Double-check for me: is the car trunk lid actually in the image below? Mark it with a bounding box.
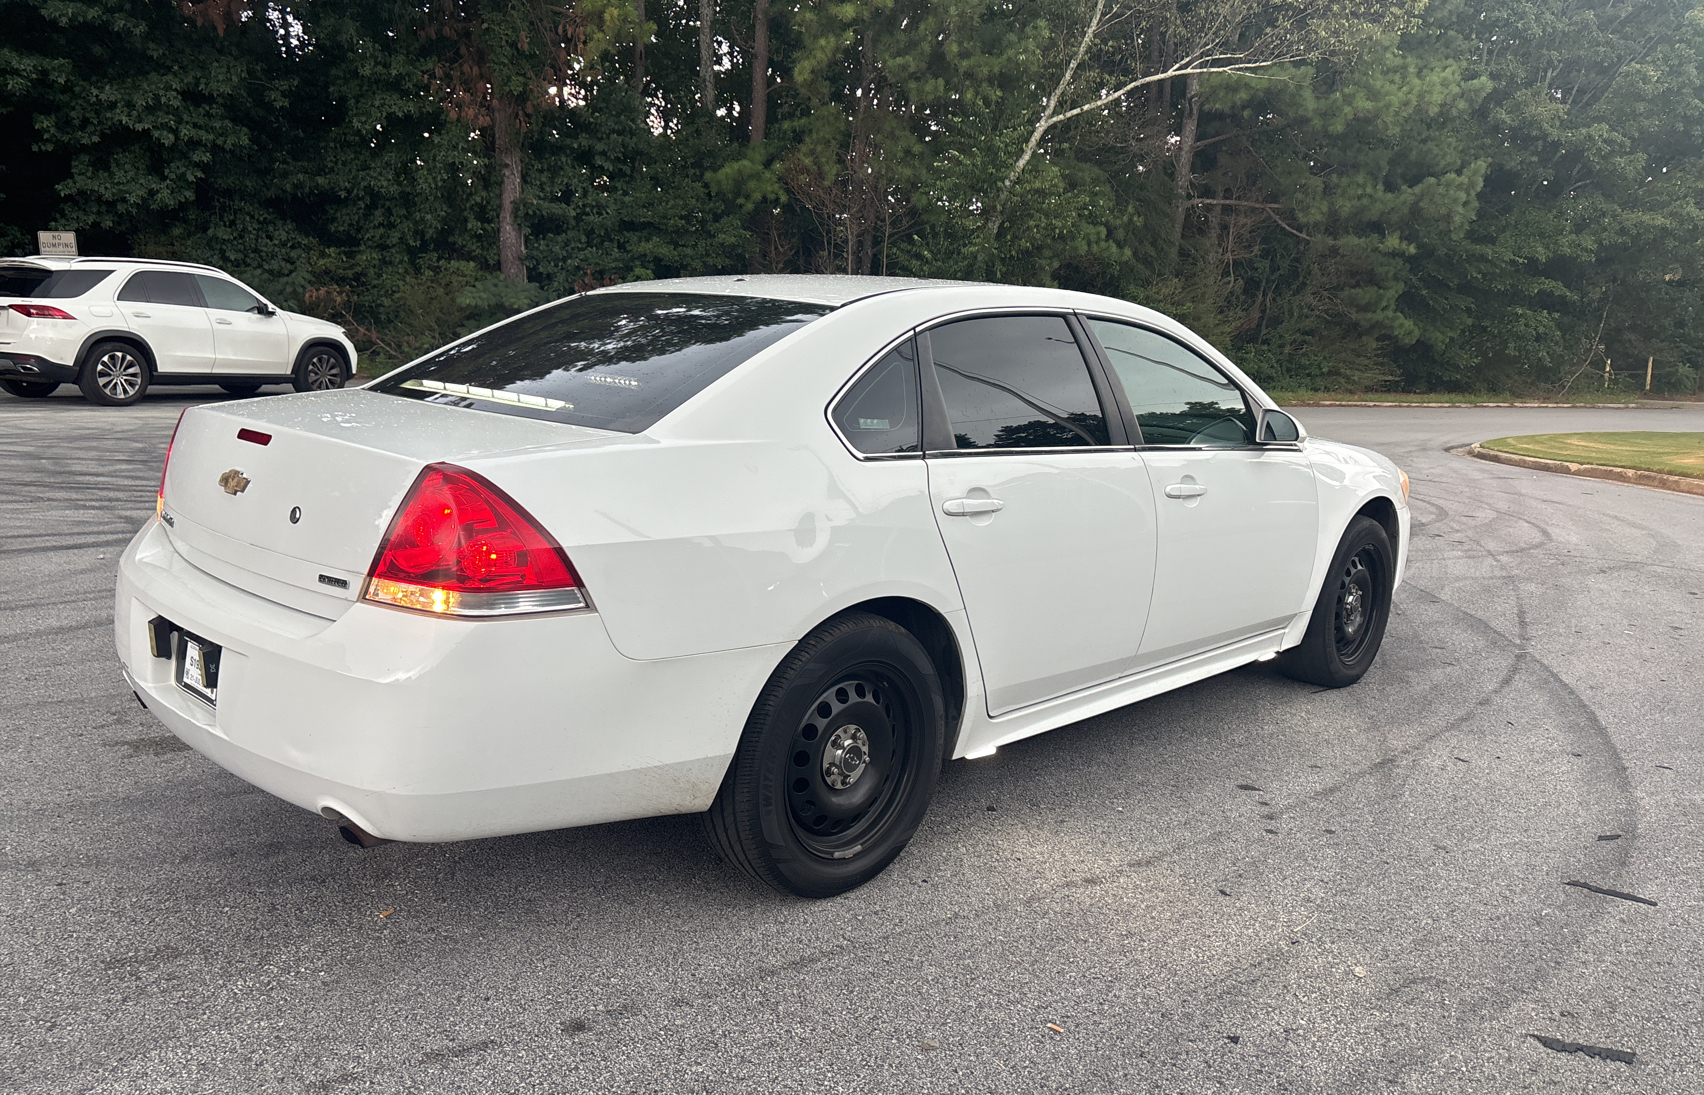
[159,389,615,617]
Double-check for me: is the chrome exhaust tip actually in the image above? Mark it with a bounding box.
[338,823,394,849]
[320,807,394,849]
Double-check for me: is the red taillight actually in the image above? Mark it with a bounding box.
[361,463,586,617]
[10,304,77,320]
[237,428,271,446]
[157,409,187,518]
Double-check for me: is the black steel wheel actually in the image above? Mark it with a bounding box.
[1,379,58,398]
[293,346,347,393]
[1276,514,1394,688]
[1333,548,1379,663]
[78,342,149,406]
[705,612,946,898]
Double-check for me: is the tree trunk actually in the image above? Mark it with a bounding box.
[749,0,769,145]
[493,96,526,284]
[699,0,715,111]
[633,0,647,94]
[1169,71,1201,266]
[853,25,875,275]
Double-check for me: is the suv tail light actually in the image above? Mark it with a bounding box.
[362,463,587,617]
[9,304,77,319]
[157,409,187,518]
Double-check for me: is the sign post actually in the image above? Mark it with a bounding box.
[36,231,78,257]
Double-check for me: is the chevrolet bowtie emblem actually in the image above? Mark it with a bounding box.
[218,469,251,495]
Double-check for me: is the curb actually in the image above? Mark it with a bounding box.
[1458,444,1704,498]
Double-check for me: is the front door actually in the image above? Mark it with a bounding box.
[116,271,215,375]
[196,275,289,375]
[923,315,1158,716]
[1083,318,1319,667]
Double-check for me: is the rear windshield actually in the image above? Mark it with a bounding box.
[372,292,833,433]
[0,268,113,299]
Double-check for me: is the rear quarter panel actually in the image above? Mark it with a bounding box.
[463,291,966,660]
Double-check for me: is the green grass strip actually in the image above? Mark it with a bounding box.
[1479,432,1704,480]
[1267,390,1643,405]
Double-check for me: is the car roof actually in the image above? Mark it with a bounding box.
[0,256,226,274]
[589,274,982,307]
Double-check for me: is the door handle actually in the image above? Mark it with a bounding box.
[1164,483,1208,499]
[130,312,151,318]
[214,317,232,325]
[942,496,1005,517]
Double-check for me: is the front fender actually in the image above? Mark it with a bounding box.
[1287,438,1410,645]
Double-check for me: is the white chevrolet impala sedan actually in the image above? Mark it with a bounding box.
[116,276,1409,896]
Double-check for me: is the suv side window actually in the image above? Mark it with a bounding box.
[928,316,1109,450]
[0,268,113,298]
[1086,319,1254,447]
[832,340,920,455]
[117,271,204,308]
[195,275,263,312]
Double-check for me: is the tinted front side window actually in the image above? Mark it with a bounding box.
[832,341,920,455]
[117,271,203,307]
[1088,319,1254,447]
[0,269,113,298]
[373,293,832,433]
[929,316,1109,450]
[196,275,262,312]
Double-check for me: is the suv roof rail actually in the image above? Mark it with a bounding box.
[5,254,227,273]
[60,256,225,273]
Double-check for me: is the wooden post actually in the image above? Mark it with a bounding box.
[1604,357,1612,388]
[1646,356,1654,392]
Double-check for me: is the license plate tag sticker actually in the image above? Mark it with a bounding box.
[175,633,221,706]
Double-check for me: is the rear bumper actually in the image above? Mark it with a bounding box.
[0,313,89,382]
[0,352,76,384]
[115,518,786,842]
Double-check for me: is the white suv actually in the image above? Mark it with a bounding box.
[0,256,358,405]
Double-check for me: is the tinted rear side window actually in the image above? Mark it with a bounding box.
[0,269,113,298]
[117,271,204,307]
[373,293,833,433]
[928,316,1109,449]
[831,340,920,455]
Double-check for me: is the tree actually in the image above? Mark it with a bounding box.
[1455,0,1704,393]
[4,0,270,241]
[699,0,716,110]
[422,0,630,283]
[978,0,1426,267]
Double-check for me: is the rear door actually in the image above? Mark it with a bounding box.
[116,271,215,374]
[1083,318,1319,667]
[923,314,1158,716]
[196,275,289,375]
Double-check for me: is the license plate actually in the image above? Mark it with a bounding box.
[175,632,221,707]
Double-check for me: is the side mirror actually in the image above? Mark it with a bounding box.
[1256,407,1304,444]
[253,303,276,317]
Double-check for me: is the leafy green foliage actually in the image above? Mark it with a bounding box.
[1,0,1699,392]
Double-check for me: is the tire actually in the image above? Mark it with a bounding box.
[294,346,347,392]
[78,342,149,406]
[705,612,947,898]
[1277,515,1394,688]
[0,379,59,398]
[220,383,262,397]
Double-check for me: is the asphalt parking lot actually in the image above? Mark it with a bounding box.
[3,387,1702,1093]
